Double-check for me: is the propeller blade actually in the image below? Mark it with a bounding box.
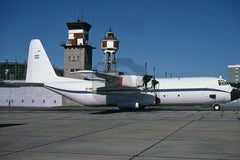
[151,67,159,90]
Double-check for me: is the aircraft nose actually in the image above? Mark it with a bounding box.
[231,88,240,101]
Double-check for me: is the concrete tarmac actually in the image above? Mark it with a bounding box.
[0,106,240,160]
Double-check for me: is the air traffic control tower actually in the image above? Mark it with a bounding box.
[61,19,96,78]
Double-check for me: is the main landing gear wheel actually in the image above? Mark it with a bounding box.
[213,104,221,111]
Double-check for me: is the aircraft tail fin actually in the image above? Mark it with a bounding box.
[26,39,58,83]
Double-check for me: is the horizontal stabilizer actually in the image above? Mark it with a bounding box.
[1,80,44,87]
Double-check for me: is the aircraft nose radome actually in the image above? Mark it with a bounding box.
[231,88,240,101]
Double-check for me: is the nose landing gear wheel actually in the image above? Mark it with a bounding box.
[213,104,221,111]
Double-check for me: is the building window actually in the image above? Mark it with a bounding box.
[43,100,45,103]
[54,100,56,104]
[76,68,80,72]
[68,56,71,61]
[73,56,75,61]
[22,99,24,103]
[32,100,34,103]
[70,69,74,72]
[77,56,80,61]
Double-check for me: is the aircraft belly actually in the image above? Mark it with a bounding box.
[61,92,106,106]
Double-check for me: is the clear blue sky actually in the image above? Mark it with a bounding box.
[1,0,240,79]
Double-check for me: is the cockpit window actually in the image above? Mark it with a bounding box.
[218,80,229,86]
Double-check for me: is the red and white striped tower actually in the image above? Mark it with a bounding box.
[101,28,119,72]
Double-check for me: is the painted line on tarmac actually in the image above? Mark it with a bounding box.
[129,120,194,160]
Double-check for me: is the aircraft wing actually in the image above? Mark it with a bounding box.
[72,70,125,85]
[70,70,105,81]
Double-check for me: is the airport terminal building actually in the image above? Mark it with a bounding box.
[0,86,62,107]
[0,61,63,107]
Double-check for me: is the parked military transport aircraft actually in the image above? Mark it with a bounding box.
[6,39,240,110]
